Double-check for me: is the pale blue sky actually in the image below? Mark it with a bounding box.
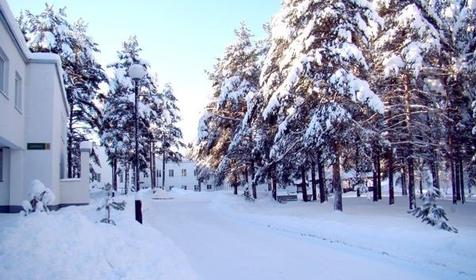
[7,0,280,143]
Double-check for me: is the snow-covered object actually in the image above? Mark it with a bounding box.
[410,187,458,233]
[22,180,56,214]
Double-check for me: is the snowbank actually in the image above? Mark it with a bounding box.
[0,197,196,279]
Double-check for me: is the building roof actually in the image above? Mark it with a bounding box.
[0,0,69,115]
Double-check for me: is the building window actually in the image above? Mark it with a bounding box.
[194,169,198,176]
[0,149,3,182]
[182,185,187,190]
[14,73,22,112]
[157,170,161,177]
[181,169,187,176]
[169,169,174,177]
[0,49,7,97]
[207,184,212,190]
[144,172,148,178]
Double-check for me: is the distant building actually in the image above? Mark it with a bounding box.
[0,0,90,212]
[138,158,225,191]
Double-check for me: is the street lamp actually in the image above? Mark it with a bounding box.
[129,63,146,224]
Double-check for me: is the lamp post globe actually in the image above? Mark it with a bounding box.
[128,63,146,80]
[128,63,146,224]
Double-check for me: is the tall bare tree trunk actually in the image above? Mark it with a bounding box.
[408,157,416,210]
[372,154,378,202]
[125,164,130,195]
[311,162,317,201]
[451,159,457,204]
[162,155,166,190]
[272,172,277,201]
[430,160,440,192]
[317,152,326,203]
[150,142,155,192]
[388,149,394,205]
[455,159,461,201]
[251,161,257,199]
[401,165,408,195]
[459,158,465,204]
[112,159,117,192]
[301,166,309,202]
[377,151,382,200]
[333,144,343,211]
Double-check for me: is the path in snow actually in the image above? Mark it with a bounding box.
[144,191,466,280]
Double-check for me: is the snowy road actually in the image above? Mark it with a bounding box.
[144,191,467,280]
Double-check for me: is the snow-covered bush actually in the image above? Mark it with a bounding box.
[96,184,126,225]
[21,180,56,215]
[409,187,458,233]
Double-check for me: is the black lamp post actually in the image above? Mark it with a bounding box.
[128,63,146,224]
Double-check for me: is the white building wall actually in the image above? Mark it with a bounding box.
[0,11,26,149]
[0,0,87,212]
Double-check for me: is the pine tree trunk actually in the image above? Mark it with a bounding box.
[272,172,277,201]
[401,165,408,195]
[459,158,465,204]
[377,151,382,200]
[150,143,155,192]
[317,153,326,203]
[372,154,378,202]
[403,72,414,209]
[67,101,74,178]
[233,174,238,195]
[162,155,166,190]
[251,161,257,199]
[455,159,461,201]
[301,167,309,202]
[408,157,416,210]
[451,159,457,204]
[311,162,317,201]
[419,164,424,195]
[430,160,440,192]
[333,144,343,211]
[112,159,117,192]
[125,164,130,195]
[388,149,394,205]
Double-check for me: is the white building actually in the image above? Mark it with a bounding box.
[0,0,90,212]
[137,158,225,192]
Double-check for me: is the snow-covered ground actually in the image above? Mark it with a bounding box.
[1,189,475,279]
[147,189,476,280]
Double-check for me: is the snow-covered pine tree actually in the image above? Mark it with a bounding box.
[257,0,383,210]
[409,186,458,233]
[100,36,157,192]
[435,0,476,204]
[154,83,185,190]
[18,5,106,178]
[374,0,447,209]
[196,23,261,198]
